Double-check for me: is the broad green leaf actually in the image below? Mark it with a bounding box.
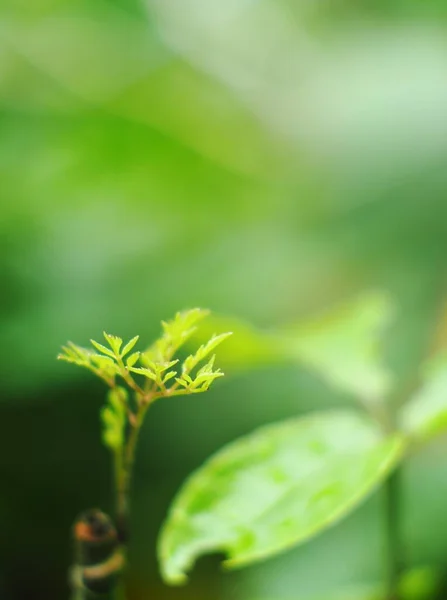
[188,294,394,401]
[158,410,405,584]
[283,292,394,402]
[400,350,447,442]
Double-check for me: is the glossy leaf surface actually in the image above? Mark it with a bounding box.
[159,410,404,584]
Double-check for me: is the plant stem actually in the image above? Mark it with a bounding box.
[114,403,148,599]
[114,579,127,600]
[116,408,145,540]
[384,467,403,600]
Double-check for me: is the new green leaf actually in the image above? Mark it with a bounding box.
[182,332,233,374]
[121,335,140,357]
[90,339,116,359]
[103,332,123,356]
[158,410,405,584]
[126,351,140,368]
[145,308,210,363]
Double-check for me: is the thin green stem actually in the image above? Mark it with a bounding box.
[113,579,127,600]
[358,395,403,600]
[116,355,146,397]
[117,407,145,520]
[113,401,149,600]
[384,467,403,600]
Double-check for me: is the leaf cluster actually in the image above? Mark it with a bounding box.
[59,309,232,451]
[59,309,231,401]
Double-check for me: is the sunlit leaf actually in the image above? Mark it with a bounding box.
[58,343,94,367]
[400,350,447,442]
[121,335,140,357]
[163,370,178,384]
[128,366,157,381]
[158,410,405,584]
[90,353,118,379]
[90,339,116,359]
[58,309,230,396]
[126,351,140,368]
[103,332,123,356]
[57,344,85,366]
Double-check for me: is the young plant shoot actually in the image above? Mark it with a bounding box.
[58,308,232,599]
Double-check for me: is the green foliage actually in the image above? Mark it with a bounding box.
[58,297,447,599]
[191,292,394,403]
[284,292,394,403]
[143,309,210,363]
[58,309,232,453]
[58,341,119,385]
[187,315,280,369]
[158,293,447,591]
[400,350,447,443]
[59,308,232,600]
[159,410,405,584]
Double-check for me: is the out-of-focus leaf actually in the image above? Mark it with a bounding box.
[128,366,158,381]
[189,293,394,403]
[158,410,405,584]
[188,315,285,370]
[400,349,447,442]
[250,566,442,600]
[283,292,394,402]
[58,343,92,366]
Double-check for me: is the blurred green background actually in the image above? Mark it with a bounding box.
[2,0,447,598]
